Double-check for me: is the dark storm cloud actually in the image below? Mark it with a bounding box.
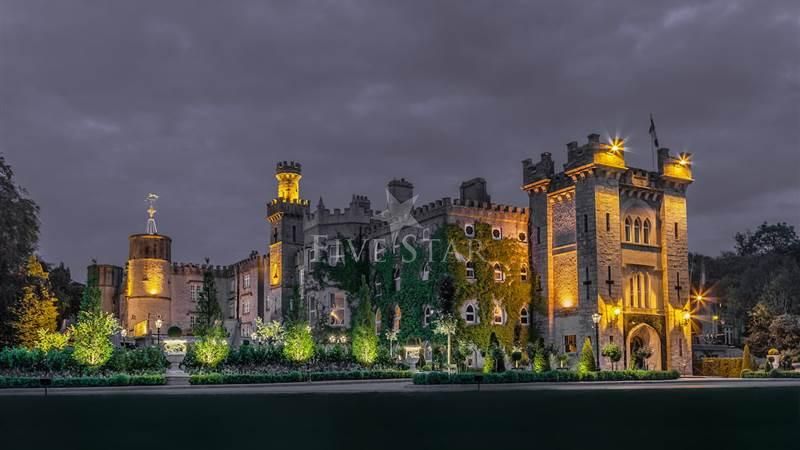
[1,0,798,279]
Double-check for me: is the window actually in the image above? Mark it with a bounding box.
[272,227,278,244]
[465,261,475,279]
[491,227,502,240]
[375,279,382,297]
[464,304,477,324]
[628,277,634,306]
[493,263,504,282]
[464,223,475,238]
[423,306,434,326]
[492,305,504,325]
[189,315,197,330]
[328,243,342,265]
[243,273,251,289]
[375,310,382,335]
[308,295,317,324]
[292,225,296,242]
[519,307,529,325]
[518,232,527,242]
[637,273,643,307]
[643,219,651,244]
[583,214,589,233]
[421,227,431,241]
[393,265,401,291]
[421,262,430,281]
[606,213,611,232]
[674,222,679,239]
[392,305,401,331]
[243,298,251,315]
[536,226,541,244]
[189,283,201,302]
[634,218,642,243]
[624,217,632,242]
[329,293,345,326]
[520,265,528,282]
[564,335,577,353]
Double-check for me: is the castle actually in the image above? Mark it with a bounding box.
[93,132,694,372]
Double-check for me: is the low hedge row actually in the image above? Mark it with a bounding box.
[413,370,681,385]
[698,358,742,378]
[742,369,800,379]
[0,373,166,389]
[190,370,412,385]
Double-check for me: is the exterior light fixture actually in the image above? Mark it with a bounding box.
[591,313,602,370]
[712,315,719,322]
[155,318,163,345]
[681,309,691,327]
[612,306,622,317]
[608,138,624,154]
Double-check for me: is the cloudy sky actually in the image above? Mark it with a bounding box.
[1,1,798,280]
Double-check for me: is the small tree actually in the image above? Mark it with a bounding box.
[532,340,549,373]
[741,344,753,372]
[251,317,285,346]
[433,315,458,373]
[34,328,71,352]
[70,311,120,367]
[578,337,596,374]
[385,329,399,358]
[601,343,622,370]
[193,325,229,368]
[193,260,222,336]
[283,322,314,363]
[351,278,378,365]
[11,256,58,347]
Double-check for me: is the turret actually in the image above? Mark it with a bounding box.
[387,178,414,204]
[275,161,302,202]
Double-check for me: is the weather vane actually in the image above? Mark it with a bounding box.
[146,193,159,234]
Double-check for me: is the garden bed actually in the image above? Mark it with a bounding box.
[0,373,166,388]
[413,370,681,385]
[190,370,412,385]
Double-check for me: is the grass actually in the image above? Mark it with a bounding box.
[0,386,797,449]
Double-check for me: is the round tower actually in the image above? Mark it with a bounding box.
[125,194,172,338]
[87,263,123,317]
[275,161,302,202]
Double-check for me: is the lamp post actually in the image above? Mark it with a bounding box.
[155,318,163,346]
[591,312,602,370]
[120,328,127,347]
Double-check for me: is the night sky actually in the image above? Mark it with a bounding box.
[1,1,798,281]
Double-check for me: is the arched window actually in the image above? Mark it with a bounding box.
[493,263,504,282]
[393,265,401,291]
[375,310,382,335]
[634,218,642,243]
[645,273,652,308]
[492,305,504,325]
[519,307,529,325]
[423,306,433,326]
[628,277,635,306]
[393,305,402,331]
[464,304,476,324]
[636,273,644,308]
[624,217,632,242]
[421,262,431,281]
[465,261,475,279]
[643,219,651,244]
[520,265,528,282]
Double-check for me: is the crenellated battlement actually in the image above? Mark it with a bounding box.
[171,262,231,277]
[276,160,302,174]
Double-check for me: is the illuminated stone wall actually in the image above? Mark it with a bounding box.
[552,251,578,310]
[552,198,576,247]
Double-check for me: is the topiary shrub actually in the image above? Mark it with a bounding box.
[578,338,596,374]
[741,344,753,374]
[601,343,622,371]
[167,326,182,338]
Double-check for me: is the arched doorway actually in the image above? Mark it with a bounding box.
[626,323,662,370]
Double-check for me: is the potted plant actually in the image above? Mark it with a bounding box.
[511,346,523,369]
[601,343,622,371]
[767,348,781,369]
[557,353,569,370]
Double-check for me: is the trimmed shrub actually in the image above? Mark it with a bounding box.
[742,369,800,379]
[741,345,753,373]
[578,338,596,374]
[167,326,182,338]
[189,370,412,385]
[412,370,680,385]
[0,373,165,389]
[700,358,742,378]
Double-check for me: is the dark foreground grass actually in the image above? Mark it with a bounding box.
[0,387,798,450]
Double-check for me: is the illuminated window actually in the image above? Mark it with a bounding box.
[243,273,251,289]
[643,219,651,244]
[421,262,430,281]
[465,261,475,279]
[392,304,401,331]
[464,304,477,324]
[519,307,529,325]
[493,263,504,282]
[520,265,528,282]
[564,335,577,353]
[624,217,632,242]
[329,293,345,326]
[634,218,642,243]
[492,305,504,325]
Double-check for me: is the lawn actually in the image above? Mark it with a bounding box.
[0,386,797,449]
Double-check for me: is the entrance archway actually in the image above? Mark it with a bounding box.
[626,323,662,370]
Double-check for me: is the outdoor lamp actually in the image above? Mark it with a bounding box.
[591,313,602,370]
[681,309,691,326]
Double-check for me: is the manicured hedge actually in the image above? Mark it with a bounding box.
[0,373,166,389]
[741,369,800,379]
[413,370,681,385]
[190,370,412,385]
[699,358,742,378]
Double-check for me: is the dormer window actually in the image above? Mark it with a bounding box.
[491,227,502,240]
[464,223,475,238]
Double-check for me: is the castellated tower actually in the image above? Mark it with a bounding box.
[523,133,694,374]
[124,195,173,337]
[267,161,309,318]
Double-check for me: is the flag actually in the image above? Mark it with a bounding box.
[649,114,660,148]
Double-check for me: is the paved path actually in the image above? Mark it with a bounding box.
[2,377,799,397]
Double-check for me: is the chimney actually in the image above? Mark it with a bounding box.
[387,178,414,204]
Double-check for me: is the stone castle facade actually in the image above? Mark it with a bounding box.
[94,132,694,372]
